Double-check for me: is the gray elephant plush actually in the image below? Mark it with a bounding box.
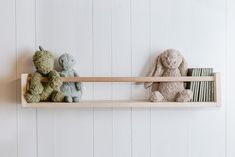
[144,49,193,102]
[58,53,83,102]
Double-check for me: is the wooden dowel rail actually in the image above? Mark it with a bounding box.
[27,76,215,83]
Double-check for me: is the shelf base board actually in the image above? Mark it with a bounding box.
[21,100,219,108]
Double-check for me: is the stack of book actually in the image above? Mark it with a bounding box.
[186,68,214,102]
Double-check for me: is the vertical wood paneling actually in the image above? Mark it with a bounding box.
[132,110,150,157]
[150,1,190,157]
[52,0,93,157]
[150,0,226,157]
[0,0,17,157]
[151,110,190,157]
[93,0,113,157]
[227,0,235,157]
[37,110,55,157]
[0,0,231,157]
[189,110,225,157]
[55,108,93,157]
[35,0,56,156]
[36,0,94,157]
[111,0,132,157]
[93,0,112,99]
[186,1,226,157]
[111,0,131,100]
[16,0,37,156]
[131,0,151,157]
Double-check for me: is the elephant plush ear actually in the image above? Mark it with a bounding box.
[144,55,163,89]
[179,56,188,76]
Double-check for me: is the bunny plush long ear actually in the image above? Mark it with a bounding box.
[179,56,188,76]
[144,55,164,89]
[154,54,164,76]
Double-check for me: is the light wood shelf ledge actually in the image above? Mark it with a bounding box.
[21,73,221,108]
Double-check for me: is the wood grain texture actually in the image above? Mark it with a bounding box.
[22,101,219,108]
[26,76,216,82]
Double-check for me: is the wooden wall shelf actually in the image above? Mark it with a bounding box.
[21,73,221,108]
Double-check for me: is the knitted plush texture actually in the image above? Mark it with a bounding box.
[144,49,193,102]
[25,46,64,103]
[59,53,83,103]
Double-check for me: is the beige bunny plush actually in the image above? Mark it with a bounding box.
[144,49,193,102]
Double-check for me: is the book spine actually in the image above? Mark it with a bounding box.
[190,69,196,102]
[195,68,201,102]
[211,69,214,102]
[199,69,204,102]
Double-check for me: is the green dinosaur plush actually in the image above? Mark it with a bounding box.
[25,46,65,103]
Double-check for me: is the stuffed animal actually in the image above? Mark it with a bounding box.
[25,46,65,103]
[58,53,83,102]
[144,49,193,102]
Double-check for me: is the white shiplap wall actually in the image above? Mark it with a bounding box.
[0,0,234,157]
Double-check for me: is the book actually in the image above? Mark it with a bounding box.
[209,68,214,102]
[200,68,212,102]
[186,69,193,89]
[187,68,214,102]
[194,68,201,102]
[199,69,205,102]
[191,69,197,101]
[187,68,197,102]
[204,69,209,102]
[207,68,212,102]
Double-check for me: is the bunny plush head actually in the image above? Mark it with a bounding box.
[156,49,188,76]
[161,49,183,69]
